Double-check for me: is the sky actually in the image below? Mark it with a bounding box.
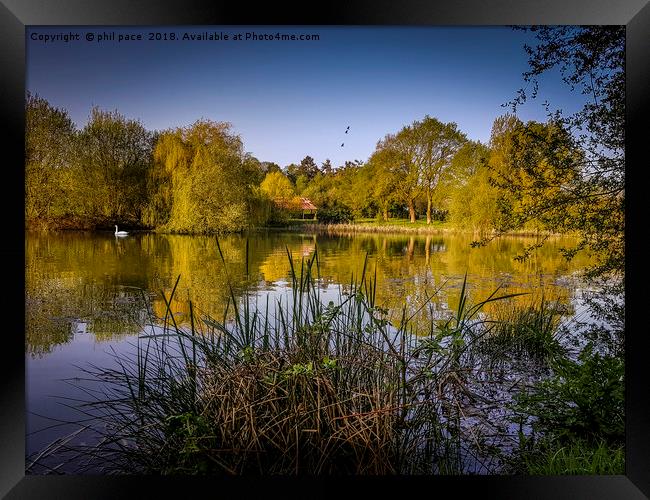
[26,26,587,168]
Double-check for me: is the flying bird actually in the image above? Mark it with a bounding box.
[345,126,350,134]
[341,143,344,147]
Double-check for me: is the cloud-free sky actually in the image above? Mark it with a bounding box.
[27,26,585,168]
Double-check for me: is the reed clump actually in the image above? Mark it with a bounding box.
[52,241,552,475]
[476,294,567,363]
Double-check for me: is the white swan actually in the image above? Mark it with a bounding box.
[114,225,128,236]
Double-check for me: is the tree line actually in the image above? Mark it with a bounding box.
[25,26,623,279]
[23,96,583,232]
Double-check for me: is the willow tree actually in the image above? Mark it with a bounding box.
[260,170,296,204]
[149,120,262,233]
[25,93,76,226]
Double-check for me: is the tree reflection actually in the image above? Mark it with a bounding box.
[26,231,591,353]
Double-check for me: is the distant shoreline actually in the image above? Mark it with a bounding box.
[279,221,565,238]
[25,219,568,239]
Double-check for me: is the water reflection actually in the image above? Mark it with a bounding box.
[25,231,591,354]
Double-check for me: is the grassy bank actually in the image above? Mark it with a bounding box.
[283,218,563,238]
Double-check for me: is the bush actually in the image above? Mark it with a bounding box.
[514,345,624,443]
[316,203,353,224]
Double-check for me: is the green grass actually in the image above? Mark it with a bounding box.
[516,439,624,475]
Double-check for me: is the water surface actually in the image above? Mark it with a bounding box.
[26,230,593,471]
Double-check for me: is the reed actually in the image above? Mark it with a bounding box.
[39,240,560,475]
[476,293,567,363]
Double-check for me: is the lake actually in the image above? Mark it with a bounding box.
[25,229,594,472]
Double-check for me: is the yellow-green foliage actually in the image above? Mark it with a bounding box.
[25,96,154,229]
[150,120,262,233]
[260,171,295,204]
[25,93,78,226]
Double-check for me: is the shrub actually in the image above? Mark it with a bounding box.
[512,344,624,444]
[316,203,353,224]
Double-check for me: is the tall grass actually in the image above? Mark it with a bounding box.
[40,240,554,475]
[512,438,624,475]
[476,294,567,364]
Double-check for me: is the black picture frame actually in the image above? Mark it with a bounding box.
[3,1,648,498]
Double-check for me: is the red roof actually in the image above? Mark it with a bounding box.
[299,198,317,210]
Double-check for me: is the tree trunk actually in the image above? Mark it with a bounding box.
[408,200,416,223]
[382,206,389,222]
[426,188,432,224]
[407,236,415,261]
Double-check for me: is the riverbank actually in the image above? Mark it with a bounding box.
[26,217,571,242]
[281,219,564,238]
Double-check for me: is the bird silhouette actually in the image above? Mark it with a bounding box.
[341,143,344,147]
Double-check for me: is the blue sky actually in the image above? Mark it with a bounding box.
[26,26,585,168]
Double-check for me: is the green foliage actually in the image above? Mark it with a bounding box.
[25,96,155,230]
[151,120,263,233]
[514,438,624,475]
[25,93,78,226]
[369,116,466,224]
[76,108,154,226]
[316,202,353,224]
[512,345,624,444]
[487,116,582,235]
[414,116,467,224]
[366,148,399,221]
[447,141,496,231]
[507,26,625,278]
[286,155,320,185]
[260,171,295,204]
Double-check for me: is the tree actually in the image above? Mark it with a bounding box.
[508,26,624,279]
[366,147,400,221]
[447,141,496,232]
[320,159,333,175]
[76,107,153,225]
[487,116,583,240]
[370,116,467,223]
[285,156,320,185]
[412,116,467,224]
[260,171,296,205]
[150,119,259,233]
[299,155,320,180]
[25,93,77,225]
[373,127,422,223]
[284,163,300,184]
[339,160,373,219]
[260,161,282,175]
